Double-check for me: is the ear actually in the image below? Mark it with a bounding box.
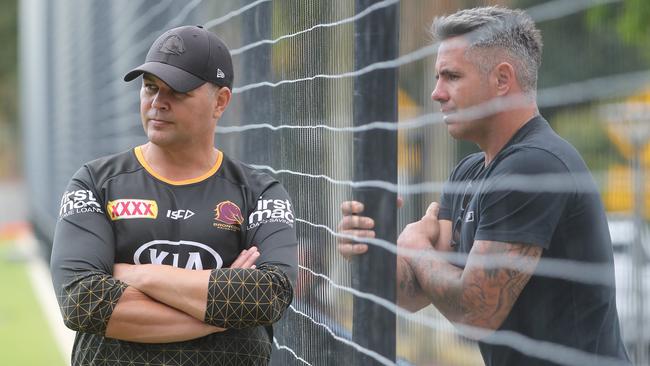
[493,62,516,96]
[212,87,232,119]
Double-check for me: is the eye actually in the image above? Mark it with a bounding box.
[143,83,158,93]
[172,90,189,99]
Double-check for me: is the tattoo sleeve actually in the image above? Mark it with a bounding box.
[412,240,542,330]
[398,257,419,298]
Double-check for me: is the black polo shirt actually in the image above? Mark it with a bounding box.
[439,116,630,366]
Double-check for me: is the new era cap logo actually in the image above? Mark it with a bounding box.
[159,35,185,55]
[216,68,225,78]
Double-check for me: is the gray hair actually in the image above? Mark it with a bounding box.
[432,6,543,95]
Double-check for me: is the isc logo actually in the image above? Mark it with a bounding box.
[107,199,158,220]
[167,209,195,220]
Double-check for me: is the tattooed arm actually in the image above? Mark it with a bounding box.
[397,202,542,331]
[397,218,452,312]
[409,240,542,331]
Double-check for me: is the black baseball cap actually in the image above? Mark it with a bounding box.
[124,25,233,92]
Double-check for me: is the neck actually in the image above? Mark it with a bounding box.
[477,105,538,165]
[141,142,219,181]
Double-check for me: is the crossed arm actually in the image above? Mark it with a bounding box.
[105,247,260,343]
[54,244,292,344]
[338,200,542,333]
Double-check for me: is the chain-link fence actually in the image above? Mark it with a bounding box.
[20,0,650,365]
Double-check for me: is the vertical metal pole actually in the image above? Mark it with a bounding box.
[235,0,272,161]
[632,142,646,363]
[352,0,398,364]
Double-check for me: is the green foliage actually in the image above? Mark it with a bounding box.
[550,107,625,174]
[0,0,18,178]
[508,0,648,91]
[586,0,650,59]
[0,0,17,123]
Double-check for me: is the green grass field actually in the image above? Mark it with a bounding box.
[0,241,66,366]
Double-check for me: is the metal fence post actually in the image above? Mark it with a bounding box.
[352,0,399,364]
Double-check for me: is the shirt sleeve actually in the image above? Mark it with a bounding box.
[474,148,571,248]
[50,166,127,335]
[204,182,297,329]
[245,182,298,284]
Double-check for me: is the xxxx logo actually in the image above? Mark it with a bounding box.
[107,199,158,221]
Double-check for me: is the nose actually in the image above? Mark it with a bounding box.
[151,91,169,110]
[431,81,448,103]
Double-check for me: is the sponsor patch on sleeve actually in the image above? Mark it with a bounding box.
[59,190,104,218]
[247,197,294,229]
[107,199,158,220]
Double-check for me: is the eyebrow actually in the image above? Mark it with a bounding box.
[437,68,460,78]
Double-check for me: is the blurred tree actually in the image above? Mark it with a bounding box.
[512,0,647,89]
[0,0,18,177]
[552,107,625,174]
[587,0,650,59]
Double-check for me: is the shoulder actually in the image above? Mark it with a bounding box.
[74,149,141,187]
[486,146,583,197]
[217,154,281,194]
[493,146,570,175]
[449,152,484,181]
[501,117,590,175]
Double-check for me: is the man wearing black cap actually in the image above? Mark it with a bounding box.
[50,25,298,365]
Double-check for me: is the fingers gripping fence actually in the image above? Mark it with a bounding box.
[20,0,649,365]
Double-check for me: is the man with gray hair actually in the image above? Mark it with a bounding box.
[339,6,631,366]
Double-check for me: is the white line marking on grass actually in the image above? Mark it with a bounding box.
[20,233,74,365]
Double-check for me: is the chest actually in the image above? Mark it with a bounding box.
[102,175,249,269]
[450,164,488,255]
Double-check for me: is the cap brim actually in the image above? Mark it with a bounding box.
[123,62,205,93]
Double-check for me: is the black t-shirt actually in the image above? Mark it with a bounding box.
[439,116,630,366]
[51,147,298,366]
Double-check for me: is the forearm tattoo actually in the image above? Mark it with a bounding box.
[462,242,541,328]
[398,258,420,298]
[416,241,541,329]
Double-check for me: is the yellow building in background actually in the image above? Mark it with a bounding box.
[602,90,650,219]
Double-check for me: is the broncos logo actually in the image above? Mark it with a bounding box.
[214,201,244,225]
[158,35,185,55]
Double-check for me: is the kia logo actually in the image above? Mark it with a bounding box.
[133,240,223,270]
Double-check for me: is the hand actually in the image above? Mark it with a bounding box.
[397,202,441,256]
[337,197,403,260]
[230,246,260,269]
